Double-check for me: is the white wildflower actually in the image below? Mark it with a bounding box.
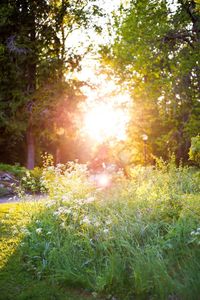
[46,200,56,208]
[72,212,78,219]
[21,228,31,236]
[36,228,42,235]
[103,228,109,234]
[62,193,73,202]
[13,229,18,234]
[60,222,66,229]
[81,216,91,225]
[53,206,71,217]
[53,211,59,217]
[76,199,84,206]
[84,196,95,204]
[105,219,112,226]
[94,221,101,227]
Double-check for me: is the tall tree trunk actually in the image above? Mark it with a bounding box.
[25,2,36,168]
[27,114,35,169]
[55,147,61,164]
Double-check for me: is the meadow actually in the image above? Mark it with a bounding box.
[0,161,200,300]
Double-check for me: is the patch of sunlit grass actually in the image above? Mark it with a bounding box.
[0,202,43,269]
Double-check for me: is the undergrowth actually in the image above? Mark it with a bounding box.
[1,160,200,299]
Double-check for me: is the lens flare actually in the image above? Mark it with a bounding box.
[89,173,111,187]
[97,173,111,187]
[83,103,129,143]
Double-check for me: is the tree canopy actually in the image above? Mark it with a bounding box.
[0,0,103,167]
[101,0,200,164]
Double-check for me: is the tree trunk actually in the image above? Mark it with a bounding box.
[27,117,35,169]
[25,2,36,169]
[55,147,61,165]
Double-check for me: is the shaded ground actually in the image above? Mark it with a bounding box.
[0,194,47,204]
[0,196,19,204]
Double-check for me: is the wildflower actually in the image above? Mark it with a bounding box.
[105,219,112,226]
[103,228,109,234]
[81,216,91,225]
[53,211,59,217]
[76,199,84,206]
[21,228,31,236]
[36,228,42,235]
[60,222,66,229]
[62,193,73,202]
[84,196,95,204]
[45,200,56,208]
[94,221,101,227]
[12,228,18,234]
[72,212,78,219]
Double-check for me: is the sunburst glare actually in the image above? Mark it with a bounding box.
[83,102,129,143]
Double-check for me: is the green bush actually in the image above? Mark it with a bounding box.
[20,167,47,193]
[189,135,200,166]
[0,163,26,178]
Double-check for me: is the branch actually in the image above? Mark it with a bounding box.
[161,30,196,48]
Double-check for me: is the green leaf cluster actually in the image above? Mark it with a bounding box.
[101,0,200,164]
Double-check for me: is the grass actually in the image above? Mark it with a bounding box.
[0,162,200,299]
[0,203,101,300]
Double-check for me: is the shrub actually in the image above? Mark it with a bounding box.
[0,163,26,178]
[20,167,46,194]
[189,135,200,166]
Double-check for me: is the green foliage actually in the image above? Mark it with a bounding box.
[189,135,200,165]
[0,0,103,166]
[101,0,200,164]
[20,167,46,194]
[41,162,93,199]
[1,163,199,299]
[0,163,26,178]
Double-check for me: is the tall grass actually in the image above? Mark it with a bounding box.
[18,161,200,299]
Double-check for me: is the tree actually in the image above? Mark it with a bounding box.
[0,0,103,168]
[101,0,200,164]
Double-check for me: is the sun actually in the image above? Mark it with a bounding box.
[77,62,131,144]
[83,102,129,143]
